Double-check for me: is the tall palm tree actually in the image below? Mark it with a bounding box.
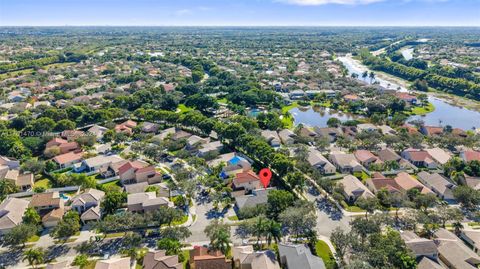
[362,71,368,80]
[369,71,376,83]
[265,220,282,245]
[0,180,18,200]
[211,229,231,255]
[23,248,45,269]
[452,221,463,236]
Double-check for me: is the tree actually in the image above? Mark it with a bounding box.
[285,171,306,192]
[280,200,316,242]
[453,185,480,209]
[72,254,89,268]
[22,248,45,268]
[355,197,379,219]
[157,238,182,255]
[413,193,437,212]
[54,119,76,132]
[435,205,463,228]
[267,190,294,220]
[102,188,127,214]
[204,219,231,255]
[21,158,45,174]
[159,227,192,241]
[51,210,81,239]
[4,223,37,247]
[330,227,350,264]
[0,180,19,200]
[327,117,341,128]
[23,207,41,226]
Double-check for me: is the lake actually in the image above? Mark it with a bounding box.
[290,106,360,127]
[337,55,480,129]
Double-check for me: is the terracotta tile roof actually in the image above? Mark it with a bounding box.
[234,170,260,184]
[30,192,61,208]
[53,151,83,165]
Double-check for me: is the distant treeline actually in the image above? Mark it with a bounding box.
[0,52,87,74]
[359,49,480,100]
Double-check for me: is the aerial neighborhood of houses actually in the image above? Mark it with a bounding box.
[0,26,479,269]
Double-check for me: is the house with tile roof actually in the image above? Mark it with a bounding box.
[232,170,262,193]
[143,250,182,269]
[119,161,162,185]
[354,150,382,168]
[127,192,172,213]
[71,188,105,214]
[417,172,456,203]
[233,245,280,269]
[235,188,276,212]
[53,151,84,169]
[95,257,131,269]
[460,150,480,163]
[189,246,232,269]
[434,228,480,269]
[461,230,480,255]
[401,149,438,169]
[278,243,326,269]
[307,149,336,175]
[338,175,374,202]
[400,231,438,261]
[0,197,30,234]
[29,192,64,214]
[208,153,252,176]
[329,152,363,173]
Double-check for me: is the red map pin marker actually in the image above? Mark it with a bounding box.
[259,168,272,189]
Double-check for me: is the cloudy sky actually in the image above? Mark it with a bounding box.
[1,0,479,26]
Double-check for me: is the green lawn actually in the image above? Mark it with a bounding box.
[177,104,193,113]
[315,240,337,269]
[281,101,299,114]
[182,250,190,269]
[104,232,125,238]
[101,180,121,188]
[227,215,239,221]
[171,215,189,226]
[409,103,435,116]
[27,234,40,243]
[217,98,228,104]
[33,178,51,189]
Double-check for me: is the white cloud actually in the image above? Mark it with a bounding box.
[276,0,384,5]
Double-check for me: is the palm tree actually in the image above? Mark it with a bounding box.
[351,73,359,79]
[362,71,368,80]
[0,180,18,199]
[265,220,282,245]
[121,247,139,268]
[452,221,463,236]
[369,71,375,83]
[23,248,45,269]
[211,229,231,255]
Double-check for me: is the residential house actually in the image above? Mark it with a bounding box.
[461,230,480,255]
[235,188,275,212]
[61,130,85,141]
[87,124,108,140]
[401,149,438,169]
[465,176,480,190]
[338,175,374,203]
[74,155,124,174]
[81,205,102,224]
[420,126,444,136]
[0,197,30,234]
[0,156,20,170]
[278,129,296,145]
[118,161,162,185]
[232,245,280,269]
[417,257,445,269]
[395,92,418,105]
[141,122,160,133]
[425,148,451,166]
[460,150,480,163]
[53,151,84,169]
[357,123,378,132]
[29,192,64,214]
[298,127,317,140]
[434,228,480,269]
[186,135,209,150]
[70,188,105,214]
[95,257,131,269]
[400,231,438,261]
[45,137,79,154]
[395,172,432,194]
[0,169,34,191]
[127,192,172,213]
[143,250,182,269]
[343,94,360,103]
[417,172,456,203]
[378,125,397,136]
[208,153,252,176]
[314,127,343,143]
[115,120,137,135]
[377,148,401,163]
[232,170,262,193]
[307,149,336,175]
[261,130,281,147]
[189,246,232,269]
[42,207,65,227]
[365,175,403,194]
[329,152,363,173]
[198,141,223,157]
[278,243,326,269]
[354,150,382,168]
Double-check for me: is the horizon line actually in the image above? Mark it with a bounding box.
[1,25,480,28]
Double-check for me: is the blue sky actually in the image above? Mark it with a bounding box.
[1,0,479,26]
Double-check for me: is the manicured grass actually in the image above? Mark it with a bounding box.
[54,238,77,244]
[409,103,435,116]
[27,235,40,243]
[315,240,337,269]
[104,232,125,238]
[177,104,193,113]
[281,101,299,114]
[33,178,51,189]
[353,171,369,181]
[101,180,121,188]
[227,215,239,221]
[170,215,189,226]
[217,98,228,104]
[83,261,97,269]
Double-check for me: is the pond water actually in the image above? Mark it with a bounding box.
[290,106,360,127]
[248,108,263,117]
[337,55,480,129]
